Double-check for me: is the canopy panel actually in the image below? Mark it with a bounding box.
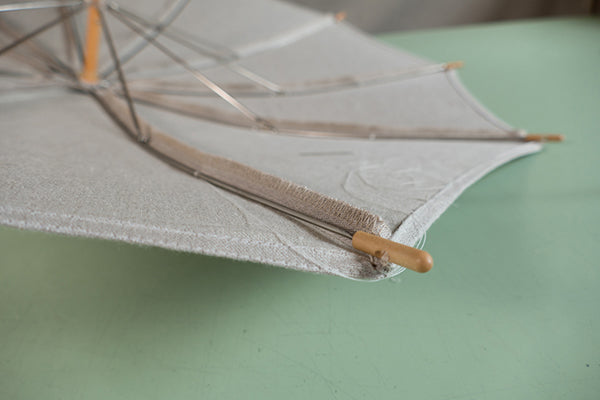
[0,0,541,279]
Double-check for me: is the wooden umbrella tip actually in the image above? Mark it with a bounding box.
[416,251,434,273]
[445,60,465,70]
[335,11,347,22]
[524,133,565,142]
[352,231,434,274]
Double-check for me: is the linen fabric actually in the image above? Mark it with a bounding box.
[0,0,541,279]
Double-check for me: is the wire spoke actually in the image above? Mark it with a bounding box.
[112,2,234,61]
[97,7,144,142]
[106,5,461,98]
[0,4,84,58]
[0,0,81,13]
[0,14,78,78]
[107,3,282,93]
[107,6,274,130]
[59,3,84,67]
[100,0,190,78]
[126,61,461,99]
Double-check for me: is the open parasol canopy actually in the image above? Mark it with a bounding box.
[0,0,561,280]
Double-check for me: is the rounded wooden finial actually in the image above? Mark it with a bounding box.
[352,231,433,273]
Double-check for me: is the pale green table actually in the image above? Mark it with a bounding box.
[1,17,599,399]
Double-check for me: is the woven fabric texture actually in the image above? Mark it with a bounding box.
[0,0,541,279]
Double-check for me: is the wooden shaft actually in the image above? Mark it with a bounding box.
[352,231,433,273]
[80,0,101,84]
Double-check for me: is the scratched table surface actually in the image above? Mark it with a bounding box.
[1,17,599,400]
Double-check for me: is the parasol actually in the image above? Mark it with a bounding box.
[0,0,561,280]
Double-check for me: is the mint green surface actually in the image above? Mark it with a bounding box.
[1,18,599,399]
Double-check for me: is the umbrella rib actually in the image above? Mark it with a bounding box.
[0,16,78,79]
[132,93,563,142]
[58,7,75,67]
[114,3,234,60]
[97,7,144,142]
[91,91,352,240]
[91,90,433,273]
[0,45,55,77]
[0,4,85,59]
[108,6,275,130]
[0,0,82,13]
[59,3,84,67]
[126,61,464,99]
[104,5,460,98]
[0,68,37,78]
[103,10,337,81]
[100,0,190,79]
[126,90,532,141]
[107,3,283,94]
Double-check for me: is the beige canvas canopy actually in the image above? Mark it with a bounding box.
[0,0,558,279]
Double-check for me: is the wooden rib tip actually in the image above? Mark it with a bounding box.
[445,60,464,70]
[335,11,347,22]
[524,133,565,142]
[352,231,433,273]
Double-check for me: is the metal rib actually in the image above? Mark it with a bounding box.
[127,91,524,141]
[0,16,78,79]
[108,6,274,130]
[0,4,84,58]
[126,62,455,99]
[59,3,84,66]
[100,0,190,78]
[109,2,233,61]
[107,3,283,94]
[101,5,455,98]
[101,12,336,81]
[98,7,143,141]
[58,7,75,67]
[91,90,355,240]
[0,0,81,13]
[0,44,53,76]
